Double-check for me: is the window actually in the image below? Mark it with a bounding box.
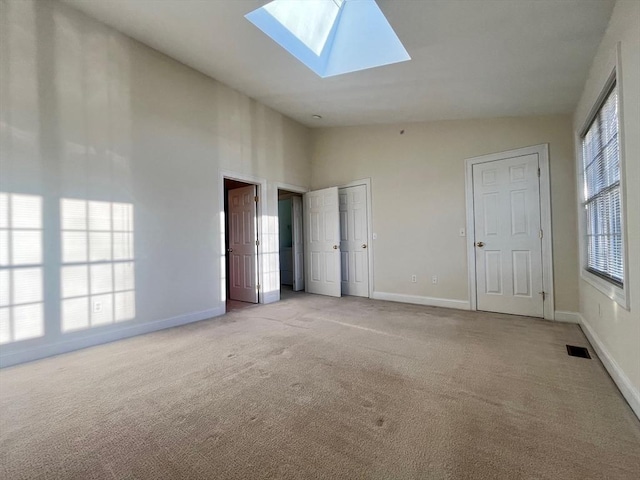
[61,199,135,332]
[581,81,624,288]
[0,193,44,344]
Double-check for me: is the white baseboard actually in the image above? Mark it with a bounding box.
[554,310,581,324]
[0,306,226,368]
[371,291,470,310]
[578,313,640,420]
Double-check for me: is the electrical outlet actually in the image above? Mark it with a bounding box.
[459,228,465,237]
[432,275,438,284]
[373,233,378,240]
[93,301,102,313]
[411,275,417,283]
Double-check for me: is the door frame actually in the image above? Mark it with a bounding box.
[338,178,374,298]
[274,182,309,300]
[464,144,555,320]
[219,170,267,304]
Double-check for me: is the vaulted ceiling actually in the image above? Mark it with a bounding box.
[63,0,614,127]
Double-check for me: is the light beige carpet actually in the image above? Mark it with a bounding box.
[1,293,639,479]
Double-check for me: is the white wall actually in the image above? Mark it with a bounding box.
[0,0,310,366]
[311,115,579,313]
[573,0,640,415]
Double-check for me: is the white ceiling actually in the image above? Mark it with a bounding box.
[62,0,614,127]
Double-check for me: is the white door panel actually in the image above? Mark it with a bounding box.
[292,196,304,292]
[339,185,369,297]
[304,187,341,297]
[228,185,258,303]
[473,154,543,317]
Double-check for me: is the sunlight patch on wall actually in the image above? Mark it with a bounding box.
[0,193,44,344]
[61,199,135,332]
[220,211,227,302]
[261,214,281,296]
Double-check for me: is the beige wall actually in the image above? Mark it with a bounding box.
[0,0,310,366]
[573,0,640,406]
[311,115,579,312]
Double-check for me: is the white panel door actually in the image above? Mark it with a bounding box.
[473,154,543,317]
[228,185,258,303]
[339,185,369,297]
[304,187,341,297]
[291,195,305,292]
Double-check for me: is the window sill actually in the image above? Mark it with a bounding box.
[581,268,629,310]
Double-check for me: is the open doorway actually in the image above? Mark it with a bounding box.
[278,189,304,300]
[224,178,259,312]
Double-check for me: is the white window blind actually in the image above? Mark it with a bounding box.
[581,82,623,287]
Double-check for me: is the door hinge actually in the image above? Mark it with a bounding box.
[254,195,259,203]
[257,283,260,290]
[539,229,543,239]
[539,291,546,301]
[537,167,541,177]
[256,239,260,246]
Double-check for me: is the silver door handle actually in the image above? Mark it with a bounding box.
[227,248,233,252]
[333,245,339,250]
[475,242,485,248]
[361,244,367,248]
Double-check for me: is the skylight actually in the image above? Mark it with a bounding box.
[246,0,410,78]
[263,0,343,56]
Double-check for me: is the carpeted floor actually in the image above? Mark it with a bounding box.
[1,293,639,479]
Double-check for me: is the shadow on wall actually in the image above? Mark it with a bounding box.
[0,0,135,349]
[1,0,301,354]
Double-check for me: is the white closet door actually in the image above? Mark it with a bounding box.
[473,154,543,317]
[291,196,305,292]
[228,185,258,303]
[304,187,341,297]
[339,185,369,297]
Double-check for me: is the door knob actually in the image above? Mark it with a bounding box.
[333,245,339,249]
[475,242,485,248]
[361,244,367,249]
[227,248,233,252]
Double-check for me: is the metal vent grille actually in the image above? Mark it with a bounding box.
[566,345,591,359]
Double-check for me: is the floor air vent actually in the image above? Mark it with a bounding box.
[566,345,591,359]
